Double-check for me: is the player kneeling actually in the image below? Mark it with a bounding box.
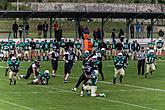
[31,70,50,85]
[80,69,106,97]
[8,57,20,85]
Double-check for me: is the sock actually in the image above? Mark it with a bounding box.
[119,75,123,84]
[113,77,116,84]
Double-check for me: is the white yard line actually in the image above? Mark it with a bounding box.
[40,85,157,110]
[0,99,34,110]
[0,65,160,110]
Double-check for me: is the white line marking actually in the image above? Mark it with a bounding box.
[0,65,160,110]
[40,85,157,110]
[0,99,34,110]
[1,65,165,93]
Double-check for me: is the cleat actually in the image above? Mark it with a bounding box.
[64,80,68,83]
[72,88,77,92]
[80,91,84,96]
[14,80,16,85]
[52,74,56,77]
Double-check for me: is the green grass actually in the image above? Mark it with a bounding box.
[0,60,165,110]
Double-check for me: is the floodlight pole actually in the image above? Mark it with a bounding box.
[23,17,28,42]
[16,0,19,21]
[75,18,79,38]
[50,18,53,39]
[151,19,154,40]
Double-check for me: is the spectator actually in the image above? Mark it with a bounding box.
[131,40,140,60]
[18,24,23,38]
[57,27,63,42]
[78,25,83,39]
[140,22,144,38]
[93,29,98,40]
[130,24,134,38]
[12,21,18,38]
[30,38,36,61]
[25,22,29,37]
[53,21,59,39]
[158,29,164,38]
[83,26,89,35]
[147,25,152,38]
[116,40,123,53]
[97,28,102,40]
[37,22,43,38]
[43,21,49,38]
[111,29,116,42]
[135,22,141,38]
[118,29,124,42]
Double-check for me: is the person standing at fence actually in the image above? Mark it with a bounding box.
[147,25,152,38]
[137,47,146,76]
[43,21,48,38]
[18,24,23,38]
[135,22,141,38]
[130,24,134,38]
[37,22,43,38]
[158,29,164,38]
[12,21,18,38]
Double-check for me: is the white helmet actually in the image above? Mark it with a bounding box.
[85,50,89,53]
[118,53,123,56]
[149,50,154,53]
[158,37,162,41]
[44,70,49,74]
[101,48,105,51]
[92,55,97,59]
[11,56,16,60]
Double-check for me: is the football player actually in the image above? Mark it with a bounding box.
[156,38,164,60]
[30,70,50,85]
[63,46,75,83]
[49,44,60,77]
[113,53,126,84]
[80,65,106,97]
[19,60,40,79]
[96,49,104,80]
[145,50,156,78]
[74,39,82,60]
[35,40,41,61]
[7,56,20,85]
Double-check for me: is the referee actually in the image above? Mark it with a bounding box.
[137,47,146,76]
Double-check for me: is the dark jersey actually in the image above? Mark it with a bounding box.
[64,50,75,64]
[8,60,20,73]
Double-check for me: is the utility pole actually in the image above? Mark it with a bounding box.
[16,0,19,20]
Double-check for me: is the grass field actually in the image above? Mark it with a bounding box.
[0,60,165,110]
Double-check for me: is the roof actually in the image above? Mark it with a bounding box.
[0,11,164,19]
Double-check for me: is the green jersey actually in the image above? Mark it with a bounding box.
[60,40,65,48]
[43,42,49,51]
[49,41,54,49]
[35,41,41,50]
[24,42,30,51]
[112,42,116,49]
[3,43,10,51]
[147,42,155,49]
[7,60,20,72]
[156,40,164,49]
[113,56,125,70]
[74,41,81,49]
[123,42,130,50]
[146,53,156,64]
[16,43,21,51]
[106,41,110,50]
[82,53,90,65]
[93,40,100,50]
[90,74,97,86]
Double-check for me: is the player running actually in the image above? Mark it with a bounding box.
[49,44,60,77]
[156,38,164,60]
[145,50,156,78]
[113,53,126,84]
[63,46,75,83]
